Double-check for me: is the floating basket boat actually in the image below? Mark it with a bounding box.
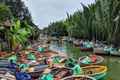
[27,64,48,79]
[62,75,96,80]
[0,68,16,80]
[79,55,104,66]
[82,65,107,80]
[51,67,72,79]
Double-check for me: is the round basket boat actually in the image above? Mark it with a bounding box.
[79,55,104,66]
[0,68,16,80]
[51,67,73,79]
[27,64,48,79]
[82,65,107,80]
[62,75,96,80]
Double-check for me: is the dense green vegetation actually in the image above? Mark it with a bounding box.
[43,21,68,37]
[43,0,120,46]
[0,0,40,51]
[2,0,40,40]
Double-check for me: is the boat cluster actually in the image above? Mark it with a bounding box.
[0,45,107,80]
[72,39,120,56]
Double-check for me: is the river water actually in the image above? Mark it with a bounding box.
[49,41,120,80]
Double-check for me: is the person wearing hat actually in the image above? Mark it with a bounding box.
[40,68,54,80]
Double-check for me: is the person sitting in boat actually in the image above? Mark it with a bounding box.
[40,68,54,80]
[86,41,93,48]
[52,56,61,64]
[109,46,117,54]
[16,70,31,80]
[37,46,45,53]
[81,56,91,64]
[65,58,76,67]
[47,57,53,68]
[14,62,31,80]
[104,45,116,54]
[8,54,17,64]
[82,40,86,48]
[80,40,84,47]
[19,63,29,72]
[90,55,97,63]
[8,59,18,72]
[27,52,36,61]
[70,61,83,75]
[89,41,94,48]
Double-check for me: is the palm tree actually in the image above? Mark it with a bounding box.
[8,20,32,50]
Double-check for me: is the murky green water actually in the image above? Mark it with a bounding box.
[50,41,120,80]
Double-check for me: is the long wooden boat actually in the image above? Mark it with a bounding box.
[27,64,48,79]
[82,65,107,80]
[80,47,93,52]
[79,55,104,66]
[94,48,120,56]
[62,75,96,80]
[93,48,107,55]
[51,67,73,79]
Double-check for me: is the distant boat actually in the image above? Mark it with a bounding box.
[80,41,94,52]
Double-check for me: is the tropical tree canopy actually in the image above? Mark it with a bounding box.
[43,21,68,37]
[8,20,32,49]
[43,0,120,46]
[0,4,12,26]
[0,3,34,51]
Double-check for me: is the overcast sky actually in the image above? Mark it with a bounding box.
[22,0,95,29]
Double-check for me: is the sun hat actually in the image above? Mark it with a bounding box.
[43,68,51,74]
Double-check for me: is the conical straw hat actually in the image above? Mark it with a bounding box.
[43,68,51,73]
